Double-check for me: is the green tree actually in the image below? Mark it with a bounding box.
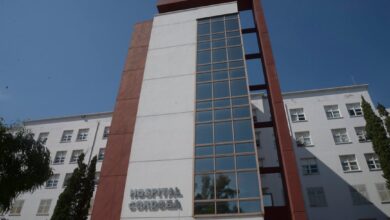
[51,153,97,220]
[362,98,390,188]
[377,103,390,133]
[0,119,52,212]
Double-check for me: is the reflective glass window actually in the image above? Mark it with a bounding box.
[233,107,251,118]
[195,158,214,173]
[229,60,244,68]
[216,157,235,171]
[216,201,238,214]
[213,81,230,98]
[227,37,241,46]
[214,109,231,121]
[196,83,212,100]
[214,122,233,142]
[239,200,261,213]
[215,144,234,155]
[236,155,257,169]
[213,48,227,62]
[211,21,225,33]
[194,174,215,200]
[235,143,254,153]
[237,172,260,198]
[226,31,240,37]
[216,173,237,199]
[228,46,243,60]
[225,19,239,30]
[212,33,225,40]
[234,120,253,141]
[198,41,211,50]
[213,70,228,81]
[214,99,230,108]
[196,72,211,82]
[196,101,212,110]
[198,35,210,41]
[213,39,226,48]
[230,79,247,96]
[197,64,211,72]
[196,111,212,122]
[232,97,249,106]
[198,23,210,35]
[213,62,228,70]
[196,124,213,144]
[230,68,245,78]
[194,202,215,215]
[195,146,213,157]
[197,50,211,64]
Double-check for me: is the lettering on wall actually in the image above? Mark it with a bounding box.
[129,187,183,212]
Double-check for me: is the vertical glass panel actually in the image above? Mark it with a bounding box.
[236,155,257,169]
[234,120,253,141]
[212,48,227,62]
[198,23,210,35]
[196,83,212,100]
[233,107,251,118]
[196,111,212,122]
[213,81,230,98]
[195,146,213,157]
[196,101,212,110]
[194,174,215,200]
[196,72,212,82]
[226,30,240,37]
[197,64,211,72]
[214,99,230,108]
[212,33,225,40]
[198,35,211,41]
[237,172,260,198]
[225,19,239,30]
[197,50,211,64]
[213,62,227,70]
[211,21,225,33]
[217,201,238,214]
[239,200,261,213]
[212,39,226,48]
[216,173,237,199]
[195,124,213,144]
[225,14,238,19]
[215,157,234,171]
[230,79,247,96]
[213,70,228,81]
[198,41,211,50]
[229,60,244,68]
[235,143,255,153]
[214,122,233,142]
[232,97,249,106]
[229,68,245,78]
[227,37,241,46]
[211,16,224,22]
[228,46,243,60]
[215,144,234,155]
[195,158,214,173]
[194,202,215,215]
[214,109,231,121]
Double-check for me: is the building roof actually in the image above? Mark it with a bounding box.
[23,111,113,125]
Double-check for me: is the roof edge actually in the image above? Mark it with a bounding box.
[23,111,113,125]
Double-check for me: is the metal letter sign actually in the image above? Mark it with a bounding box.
[129,187,183,212]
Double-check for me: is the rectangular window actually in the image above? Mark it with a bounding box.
[307,187,327,207]
[46,174,60,188]
[355,127,370,142]
[37,199,52,215]
[70,150,83,163]
[53,151,67,164]
[63,173,72,188]
[349,184,370,205]
[289,108,306,122]
[98,148,105,161]
[60,130,73,142]
[347,103,363,117]
[365,153,381,170]
[375,183,390,203]
[300,158,319,175]
[38,132,49,145]
[9,200,24,215]
[103,126,110,139]
[76,128,89,141]
[324,105,341,119]
[295,131,312,147]
[332,128,350,144]
[339,155,360,172]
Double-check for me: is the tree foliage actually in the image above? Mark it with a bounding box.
[51,153,97,220]
[0,119,52,212]
[362,98,390,188]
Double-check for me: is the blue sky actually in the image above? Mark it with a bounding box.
[0,0,389,124]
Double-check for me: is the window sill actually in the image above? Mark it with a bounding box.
[381,201,390,204]
[369,168,382,172]
[36,214,49,216]
[45,186,58,189]
[76,139,87,142]
[292,120,308,123]
[9,214,21,216]
[303,173,320,176]
[349,115,363,118]
[52,162,64,165]
[60,141,71,143]
[358,140,371,143]
[297,144,315,148]
[327,117,343,120]
[343,170,362,173]
[335,142,352,145]
[69,161,77,164]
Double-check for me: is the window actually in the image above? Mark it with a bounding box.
[324,105,341,119]
[375,183,390,203]
[37,199,52,215]
[46,174,60,188]
[289,108,306,122]
[307,187,327,207]
[355,127,370,142]
[262,188,273,207]
[38,132,49,145]
[63,173,72,188]
[295,131,312,147]
[301,158,319,175]
[365,153,381,170]
[103,126,110,139]
[332,128,350,144]
[95,172,100,185]
[61,130,73,142]
[53,151,67,164]
[349,184,370,205]
[347,103,363,117]
[9,200,24,215]
[70,150,83,163]
[76,128,89,141]
[339,155,360,172]
[98,148,105,161]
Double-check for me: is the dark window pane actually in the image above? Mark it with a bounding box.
[198,35,210,42]
[197,64,211,72]
[212,39,226,48]
[234,120,253,141]
[230,79,247,96]
[195,158,214,173]
[194,174,214,200]
[216,201,238,214]
[232,97,249,106]
[214,122,233,142]
[198,23,210,35]
[230,68,245,78]
[198,41,211,50]
[198,18,210,24]
[212,33,225,40]
[213,62,227,70]
[229,60,244,68]
[213,81,230,98]
[235,143,254,153]
[196,83,212,100]
[227,37,241,46]
[215,144,234,155]
[196,111,212,122]
[194,202,215,215]
[228,46,243,60]
[196,101,212,110]
[211,21,225,33]
[216,173,237,199]
[225,19,239,30]
[211,16,224,22]
[239,200,261,213]
[233,107,251,118]
[215,157,234,171]
[226,30,240,37]
[237,172,260,198]
[213,70,228,81]
[197,72,211,82]
[214,99,230,108]
[236,155,257,169]
[195,146,213,157]
[225,14,238,19]
[197,50,211,64]
[214,109,231,121]
[195,124,213,144]
[213,48,227,62]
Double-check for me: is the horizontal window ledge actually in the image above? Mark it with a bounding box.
[302,173,320,176]
[327,117,343,120]
[36,214,49,216]
[368,168,382,172]
[60,141,72,143]
[349,115,363,118]
[335,142,353,145]
[292,120,308,123]
[381,201,390,204]
[297,145,315,148]
[194,212,263,218]
[45,187,58,189]
[343,170,362,173]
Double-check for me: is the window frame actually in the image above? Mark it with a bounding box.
[306,187,327,207]
[331,128,351,145]
[324,105,342,119]
[36,199,52,216]
[53,151,67,165]
[45,174,60,189]
[300,157,319,175]
[364,153,381,171]
[289,108,307,122]
[339,154,360,172]
[294,131,313,147]
[76,128,89,141]
[70,149,84,164]
[346,103,363,117]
